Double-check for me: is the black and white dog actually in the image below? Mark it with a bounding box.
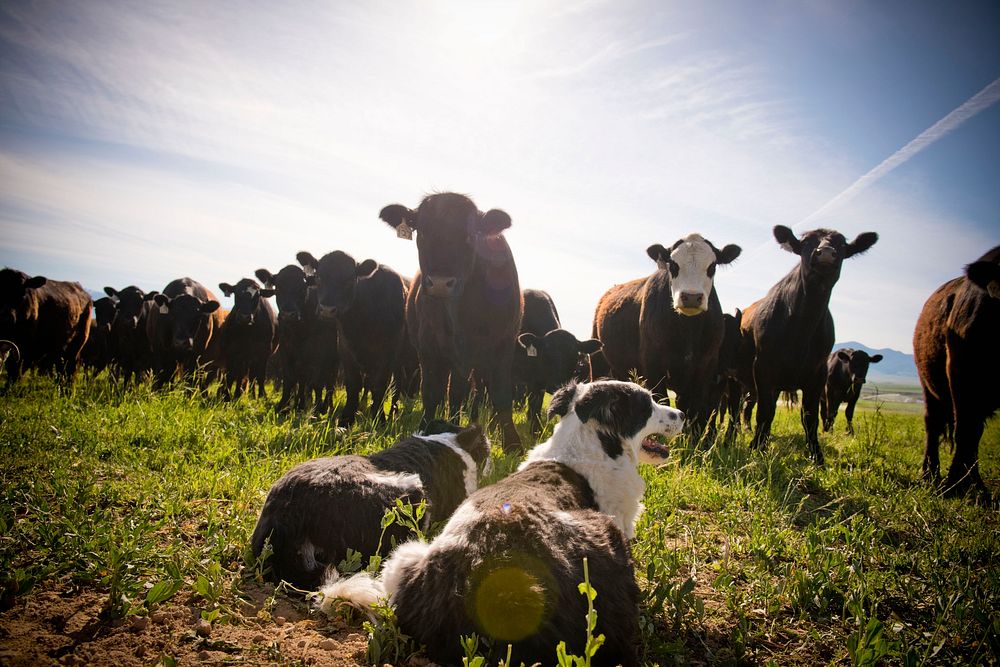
[319,380,683,666]
[250,421,491,590]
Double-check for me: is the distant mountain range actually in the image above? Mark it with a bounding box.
[834,341,918,383]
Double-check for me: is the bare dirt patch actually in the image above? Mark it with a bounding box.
[0,580,369,666]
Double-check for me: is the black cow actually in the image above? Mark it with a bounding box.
[217,278,277,400]
[593,234,741,434]
[0,268,92,383]
[914,246,1000,499]
[715,309,743,437]
[735,226,878,463]
[255,266,339,413]
[379,193,524,451]
[81,296,118,375]
[104,286,158,384]
[297,250,408,426]
[147,278,224,387]
[514,289,602,428]
[821,348,883,435]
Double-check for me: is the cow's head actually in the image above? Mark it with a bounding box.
[834,348,882,388]
[517,329,603,393]
[296,251,377,321]
[379,193,511,299]
[153,293,220,352]
[256,266,312,323]
[93,296,118,330]
[219,278,272,325]
[0,268,46,334]
[106,286,157,331]
[718,309,743,373]
[647,234,741,316]
[966,246,1000,300]
[773,226,878,284]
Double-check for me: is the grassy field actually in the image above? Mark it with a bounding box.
[1,374,998,666]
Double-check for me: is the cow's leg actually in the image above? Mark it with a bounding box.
[448,368,472,420]
[820,389,832,432]
[366,364,393,424]
[420,359,449,428]
[486,361,521,453]
[945,410,988,500]
[751,358,777,450]
[526,385,544,432]
[921,390,948,483]
[844,395,858,436]
[800,377,825,465]
[339,359,363,427]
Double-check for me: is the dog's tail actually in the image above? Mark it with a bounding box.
[315,540,432,617]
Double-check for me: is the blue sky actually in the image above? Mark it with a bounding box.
[1,0,998,353]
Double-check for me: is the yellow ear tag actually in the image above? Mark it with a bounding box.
[526,345,538,358]
[396,222,413,240]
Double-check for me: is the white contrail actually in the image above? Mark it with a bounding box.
[797,76,1000,228]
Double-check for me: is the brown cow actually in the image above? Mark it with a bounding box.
[379,193,523,451]
[913,246,999,500]
[147,277,224,387]
[735,226,878,463]
[0,268,92,383]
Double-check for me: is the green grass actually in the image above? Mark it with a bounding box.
[1,374,998,665]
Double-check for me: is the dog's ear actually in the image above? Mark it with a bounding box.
[547,382,578,419]
[455,423,490,468]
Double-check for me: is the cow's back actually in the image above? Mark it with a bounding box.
[593,278,644,379]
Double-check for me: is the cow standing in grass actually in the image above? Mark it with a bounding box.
[821,348,882,435]
[0,268,92,384]
[105,286,158,385]
[297,250,407,426]
[592,234,741,434]
[81,296,118,376]
[736,226,878,463]
[217,278,277,400]
[914,246,999,499]
[378,193,524,451]
[255,266,339,413]
[147,278,224,388]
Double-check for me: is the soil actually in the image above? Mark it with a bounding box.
[0,579,373,667]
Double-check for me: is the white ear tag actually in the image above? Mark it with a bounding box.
[526,345,538,358]
[396,222,413,240]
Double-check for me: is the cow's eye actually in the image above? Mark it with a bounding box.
[707,262,716,278]
[668,260,680,278]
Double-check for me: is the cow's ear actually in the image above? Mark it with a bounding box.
[870,354,883,363]
[733,308,742,326]
[379,204,417,230]
[104,286,118,297]
[356,259,378,277]
[966,260,1000,299]
[201,300,220,314]
[218,283,234,297]
[547,382,578,419]
[296,251,320,270]
[480,209,511,237]
[255,269,274,286]
[646,244,669,264]
[773,225,801,255]
[25,276,47,289]
[715,244,742,265]
[144,290,158,301]
[259,288,276,298]
[837,350,851,362]
[154,294,171,311]
[578,338,603,355]
[846,232,878,258]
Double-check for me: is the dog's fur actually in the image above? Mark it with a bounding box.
[250,421,490,590]
[319,380,683,666]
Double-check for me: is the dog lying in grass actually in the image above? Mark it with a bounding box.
[250,421,491,590]
[319,380,684,666]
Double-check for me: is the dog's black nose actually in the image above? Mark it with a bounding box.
[672,411,685,421]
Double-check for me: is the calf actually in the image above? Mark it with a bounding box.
[735,226,878,463]
[0,268,92,383]
[297,250,407,426]
[914,246,1000,500]
[146,277,224,387]
[715,309,744,436]
[378,193,524,451]
[593,234,741,433]
[81,296,118,375]
[217,279,277,400]
[821,348,882,435]
[255,266,339,412]
[104,286,158,384]
[514,288,602,428]
[251,421,489,590]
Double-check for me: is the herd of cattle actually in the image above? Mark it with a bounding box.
[1,192,997,498]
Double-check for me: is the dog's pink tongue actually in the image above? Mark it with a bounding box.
[641,436,670,457]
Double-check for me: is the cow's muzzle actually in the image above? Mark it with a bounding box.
[423,275,462,298]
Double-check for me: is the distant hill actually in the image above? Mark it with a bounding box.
[834,341,918,384]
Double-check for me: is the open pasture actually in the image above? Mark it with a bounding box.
[1,375,998,666]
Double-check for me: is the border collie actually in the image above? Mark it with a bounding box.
[250,421,490,590]
[319,380,683,666]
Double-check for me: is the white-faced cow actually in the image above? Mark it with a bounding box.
[378,193,524,451]
[0,268,92,384]
[821,348,882,435]
[735,226,878,463]
[592,234,741,433]
[914,245,999,500]
[217,278,278,400]
[296,250,408,426]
